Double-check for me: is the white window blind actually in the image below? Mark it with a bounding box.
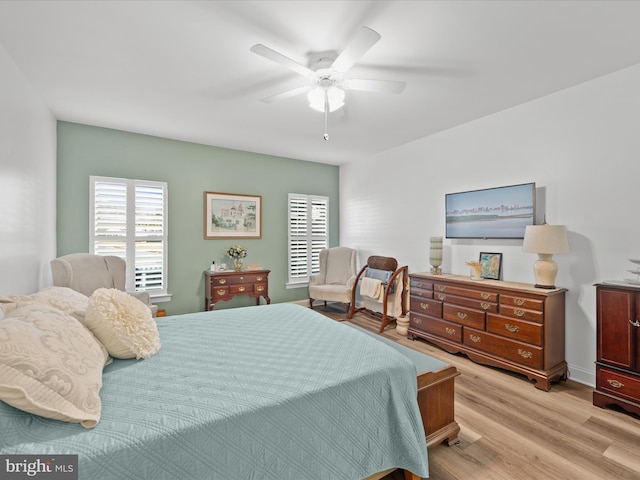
[90,176,168,295]
[288,193,329,286]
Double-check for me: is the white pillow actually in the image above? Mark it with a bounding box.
[0,304,108,428]
[84,288,161,360]
[0,286,89,321]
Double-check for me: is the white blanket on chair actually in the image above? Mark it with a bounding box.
[360,277,383,301]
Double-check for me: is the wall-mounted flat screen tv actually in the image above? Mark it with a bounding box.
[445,182,536,239]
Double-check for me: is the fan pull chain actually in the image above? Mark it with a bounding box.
[323,89,329,141]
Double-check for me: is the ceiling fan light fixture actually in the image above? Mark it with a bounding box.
[307,86,345,113]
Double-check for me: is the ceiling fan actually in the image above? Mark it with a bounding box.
[250,26,406,140]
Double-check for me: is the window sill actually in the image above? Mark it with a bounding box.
[286,282,308,289]
[150,293,172,303]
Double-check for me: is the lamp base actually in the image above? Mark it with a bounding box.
[534,284,556,289]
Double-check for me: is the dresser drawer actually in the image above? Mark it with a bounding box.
[443,303,486,329]
[411,278,433,291]
[487,314,543,346]
[434,283,498,302]
[255,283,268,295]
[464,328,543,369]
[411,288,433,299]
[410,297,442,317]
[212,286,230,298]
[230,284,253,295]
[410,312,461,343]
[500,294,544,311]
[499,305,543,323]
[597,367,640,402]
[434,292,497,314]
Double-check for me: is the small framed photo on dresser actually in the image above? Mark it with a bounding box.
[479,252,502,280]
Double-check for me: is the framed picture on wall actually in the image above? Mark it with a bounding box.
[479,252,502,280]
[204,192,262,239]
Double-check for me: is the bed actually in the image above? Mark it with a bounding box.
[0,300,457,480]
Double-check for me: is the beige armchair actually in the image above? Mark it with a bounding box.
[50,253,158,317]
[308,247,358,315]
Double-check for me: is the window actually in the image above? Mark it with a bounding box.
[287,193,329,287]
[90,176,168,297]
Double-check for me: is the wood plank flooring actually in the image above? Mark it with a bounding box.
[314,304,640,480]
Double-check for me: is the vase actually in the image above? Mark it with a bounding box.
[234,258,243,272]
[429,236,443,274]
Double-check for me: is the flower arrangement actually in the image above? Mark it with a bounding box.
[466,261,483,280]
[226,245,248,259]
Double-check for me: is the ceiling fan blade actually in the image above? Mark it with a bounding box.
[260,85,310,104]
[250,44,313,78]
[331,26,381,73]
[344,78,406,94]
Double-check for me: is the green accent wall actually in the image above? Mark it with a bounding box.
[56,122,339,315]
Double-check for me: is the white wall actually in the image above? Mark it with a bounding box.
[0,43,57,295]
[340,63,640,387]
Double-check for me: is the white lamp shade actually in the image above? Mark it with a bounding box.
[308,86,345,112]
[522,224,569,254]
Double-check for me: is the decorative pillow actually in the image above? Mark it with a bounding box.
[0,286,89,321]
[84,288,161,360]
[0,304,108,428]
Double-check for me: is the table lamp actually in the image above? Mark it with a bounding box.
[522,224,569,289]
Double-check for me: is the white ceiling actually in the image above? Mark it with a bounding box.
[2,1,640,165]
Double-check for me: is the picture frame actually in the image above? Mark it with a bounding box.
[479,252,502,280]
[204,192,262,239]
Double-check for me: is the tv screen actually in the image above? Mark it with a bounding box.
[445,182,536,239]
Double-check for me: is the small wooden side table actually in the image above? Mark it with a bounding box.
[204,269,270,311]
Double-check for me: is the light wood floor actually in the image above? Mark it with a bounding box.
[314,304,640,480]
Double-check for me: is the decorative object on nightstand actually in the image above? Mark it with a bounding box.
[465,261,483,281]
[429,236,443,274]
[522,224,570,289]
[226,245,248,272]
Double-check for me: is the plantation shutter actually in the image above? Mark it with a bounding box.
[288,193,329,286]
[90,176,168,294]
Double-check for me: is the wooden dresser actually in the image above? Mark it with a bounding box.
[408,273,567,391]
[204,269,270,310]
[593,283,640,416]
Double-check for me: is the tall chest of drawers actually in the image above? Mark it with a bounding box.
[408,273,567,391]
[593,283,640,416]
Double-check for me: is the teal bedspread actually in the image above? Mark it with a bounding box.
[0,303,429,479]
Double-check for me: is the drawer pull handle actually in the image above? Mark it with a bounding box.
[256,286,264,292]
[518,349,532,359]
[437,285,446,292]
[257,276,263,281]
[238,286,246,292]
[412,316,422,325]
[457,312,468,320]
[607,379,624,389]
[481,302,490,310]
[437,294,446,301]
[630,319,640,327]
[420,302,429,310]
[513,309,525,317]
[217,289,226,295]
[513,298,526,306]
[505,324,519,333]
[218,279,227,284]
[445,327,456,336]
[469,334,481,343]
[239,276,244,280]
[480,293,491,300]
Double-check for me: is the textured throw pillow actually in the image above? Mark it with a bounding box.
[0,286,89,321]
[84,288,161,360]
[0,304,108,428]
